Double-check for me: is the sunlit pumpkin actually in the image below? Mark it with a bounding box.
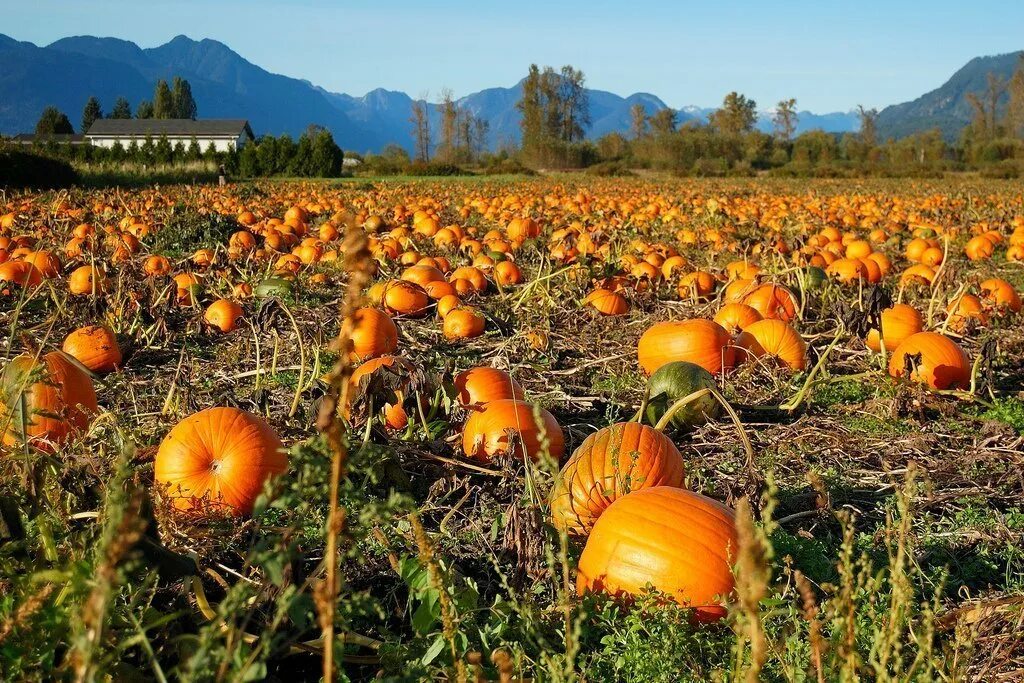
[62,325,121,374]
[888,332,970,390]
[462,399,564,463]
[453,367,524,409]
[735,319,807,371]
[1,351,98,449]
[637,319,735,376]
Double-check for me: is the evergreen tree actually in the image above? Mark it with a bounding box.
[110,140,127,162]
[275,135,297,174]
[187,138,203,161]
[110,97,133,119]
[172,77,198,119]
[126,140,141,162]
[238,142,261,177]
[35,106,74,135]
[290,133,315,176]
[709,92,758,136]
[153,80,174,119]
[154,136,173,163]
[309,130,344,176]
[81,97,103,133]
[136,100,154,119]
[140,136,156,164]
[256,136,279,175]
[772,99,798,141]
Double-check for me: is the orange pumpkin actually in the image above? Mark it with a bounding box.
[381,280,430,317]
[713,303,762,334]
[204,299,244,333]
[62,325,121,374]
[0,261,43,291]
[453,367,524,408]
[576,487,737,622]
[154,407,287,516]
[347,307,399,360]
[443,307,486,340]
[550,422,685,536]
[637,319,735,376]
[735,319,806,370]
[741,284,798,322]
[865,304,923,353]
[462,399,564,463]
[68,265,109,296]
[979,278,1021,314]
[585,288,629,316]
[945,294,988,332]
[1,351,98,449]
[888,332,970,390]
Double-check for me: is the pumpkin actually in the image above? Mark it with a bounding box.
[576,487,737,622]
[979,278,1021,314]
[713,303,762,334]
[585,288,629,316]
[204,299,244,333]
[155,407,286,516]
[550,422,686,536]
[0,261,43,291]
[462,399,565,463]
[735,319,806,371]
[945,294,988,333]
[865,304,923,353]
[888,332,970,390]
[255,277,294,298]
[494,261,523,286]
[2,351,98,449]
[62,325,121,374]
[347,307,399,360]
[453,367,524,408]
[742,284,798,322]
[964,235,995,261]
[68,265,109,296]
[443,307,486,340]
[637,319,735,376]
[381,279,430,317]
[144,255,172,277]
[644,361,721,429]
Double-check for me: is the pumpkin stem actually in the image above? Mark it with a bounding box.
[630,387,651,423]
[780,324,844,413]
[654,389,712,432]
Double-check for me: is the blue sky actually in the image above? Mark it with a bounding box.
[4,0,1023,112]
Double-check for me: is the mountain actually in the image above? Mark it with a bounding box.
[877,51,1024,140]
[13,32,994,154]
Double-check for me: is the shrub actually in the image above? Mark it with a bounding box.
[0,146,79,188]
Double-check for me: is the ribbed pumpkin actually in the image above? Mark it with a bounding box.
[945,294,988,333]
[347,307,399,360]
[381,279,430,317]
[550,423,685,536]
[204,299,244,333]
[1,351,98,449]
[154,407,287,516]
[980,278,1022,314]
[576,487,737,622]
[462,399,565,463]
[888,332,970,390]
[713,303,762,334]
[443,307,486,340]
[735,319,807,371]
[865,304,923,353]
[62,325,121,374]
[741,284,798,322]
[453,367,524,408]
[585,288,629,316]
[637,319,735,376]
[644,361,721,429]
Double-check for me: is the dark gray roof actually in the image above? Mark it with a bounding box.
[85,119,253,138]
[11,133,88,144]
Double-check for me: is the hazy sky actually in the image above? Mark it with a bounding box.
[4,0,1023,112]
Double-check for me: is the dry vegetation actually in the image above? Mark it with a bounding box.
[1,176,1023,681]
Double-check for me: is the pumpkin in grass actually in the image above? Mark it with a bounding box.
[644,361,720,429]
[637,319,735,376]
[0,261,43,291]
[980,278,1021,314]
[865,304,924,353]
[713,303,762,334]
[443,307,486,340]
[735,319,806,371]
[585,288,629,316]
[347,307,398,360]
[62,325,121,374]
[349,355,418,430]
[453,367,524,408]
[945,294,988,332]
[68,264,109,296]
[381,279,430,317]
[204,299,244,333]
[494,260,523,286]
[576,487,737,623]
[742,284,798,322]
[1,351,98,449]
[462,399,564,463]
[154,407,287,516]
[550,423,685,536]
[888,332,970,390]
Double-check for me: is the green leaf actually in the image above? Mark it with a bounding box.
[421,635,446,665]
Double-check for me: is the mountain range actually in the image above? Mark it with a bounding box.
[0,33,1019,152]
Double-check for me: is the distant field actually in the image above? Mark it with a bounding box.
[1,177,1022,681]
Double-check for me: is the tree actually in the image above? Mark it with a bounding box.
[172,77,198,119]
[81,97,103,133]
[437,88,458,163]
[772,98,798,141]
[153,80,174,119]
[35,106,74,135]
[1007,55,1024,139]
[309,130,344,177]
[857,105,878,148]
[557,65,590,144]
[709,92,757,136]
[136,100,154,119]
[410,94,431,163]
[516,63,591,165]
[629,103,649,140]
[154,135,173,164]
[517,65,544,161]
[110,97,132,119]
[649,108,677,136]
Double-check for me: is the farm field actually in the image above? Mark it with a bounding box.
[1,176,1023,681]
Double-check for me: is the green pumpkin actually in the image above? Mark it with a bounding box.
[644,361,720,430]
[803,266,827,291]
[255,277,294,298]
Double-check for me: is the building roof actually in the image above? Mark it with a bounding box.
[10,133,88,144]
[85,119,253,139]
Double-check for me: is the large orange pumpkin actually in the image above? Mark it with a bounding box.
[550,422,685,536]
[462,399,565,463]
[154,407,287,516]
[735,319,807,371]
[742,284,798,322]
[347,307,399,360]
[1,351,98,449]
[62,325,122,374]
[453,367,524,408]
[637,319,735,376]
[713,303,763,334]
[888,332,970,390]
[576,487,737,622]
[865,304,923,353]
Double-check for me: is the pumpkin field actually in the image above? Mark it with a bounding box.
[2,176,1024,681]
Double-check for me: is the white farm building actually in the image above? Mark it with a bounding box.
[84,119,254,152]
